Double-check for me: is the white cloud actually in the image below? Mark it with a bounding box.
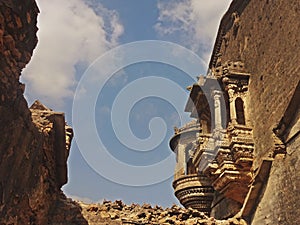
[155,0,231,64]
[22,0,123,107]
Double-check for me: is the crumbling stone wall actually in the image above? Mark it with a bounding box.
[0,1,86,224]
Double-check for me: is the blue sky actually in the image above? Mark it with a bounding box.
[21,0,231,206]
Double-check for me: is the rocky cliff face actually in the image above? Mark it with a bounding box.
[0,1,86,224]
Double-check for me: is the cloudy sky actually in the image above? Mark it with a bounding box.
[21,0,231,207]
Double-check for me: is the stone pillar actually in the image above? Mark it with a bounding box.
[201,119,208,133]
[174,144,187,179]
[213,90,223,130]
[228,87,237,124]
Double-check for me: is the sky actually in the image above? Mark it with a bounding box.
[21,0,232,207]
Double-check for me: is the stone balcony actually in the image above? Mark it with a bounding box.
[173,174,214,215]
[170,120,201,152]
[176,120,201,134]
[195,124,254,203]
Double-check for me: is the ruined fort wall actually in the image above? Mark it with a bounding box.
[0,1,86,224]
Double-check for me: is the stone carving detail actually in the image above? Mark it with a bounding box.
[173,174,214,216]
[170,61,255,216]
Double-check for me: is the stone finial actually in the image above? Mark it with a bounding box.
[174,126,179,134]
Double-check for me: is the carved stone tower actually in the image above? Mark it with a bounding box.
[170,61,255,218]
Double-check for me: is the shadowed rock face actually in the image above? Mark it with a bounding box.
[0,1,87,224]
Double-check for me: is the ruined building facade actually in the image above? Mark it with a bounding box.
[170,0,300,224]
[171,61,255,218]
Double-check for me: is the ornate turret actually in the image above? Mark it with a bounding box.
[170,120,214,215]
[170,61,255,218]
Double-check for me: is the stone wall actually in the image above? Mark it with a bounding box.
[250,83,300,225]
[212,0,300,224]
[215,0,299,164]
[251,134,300,224]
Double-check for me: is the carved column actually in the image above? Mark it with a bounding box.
[175,144,187,178]
[227,86,237,125]
[213,90,223,130]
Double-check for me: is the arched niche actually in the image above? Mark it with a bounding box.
[235,97,246,125]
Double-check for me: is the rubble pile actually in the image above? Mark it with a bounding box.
[79,200,247,225]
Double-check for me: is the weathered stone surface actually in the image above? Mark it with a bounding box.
[250,84,300,225]
[0,1,87,224]
[209,0,300,223]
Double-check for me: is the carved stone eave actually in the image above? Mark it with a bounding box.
[214,61,249,77]
[212,170,252,203]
